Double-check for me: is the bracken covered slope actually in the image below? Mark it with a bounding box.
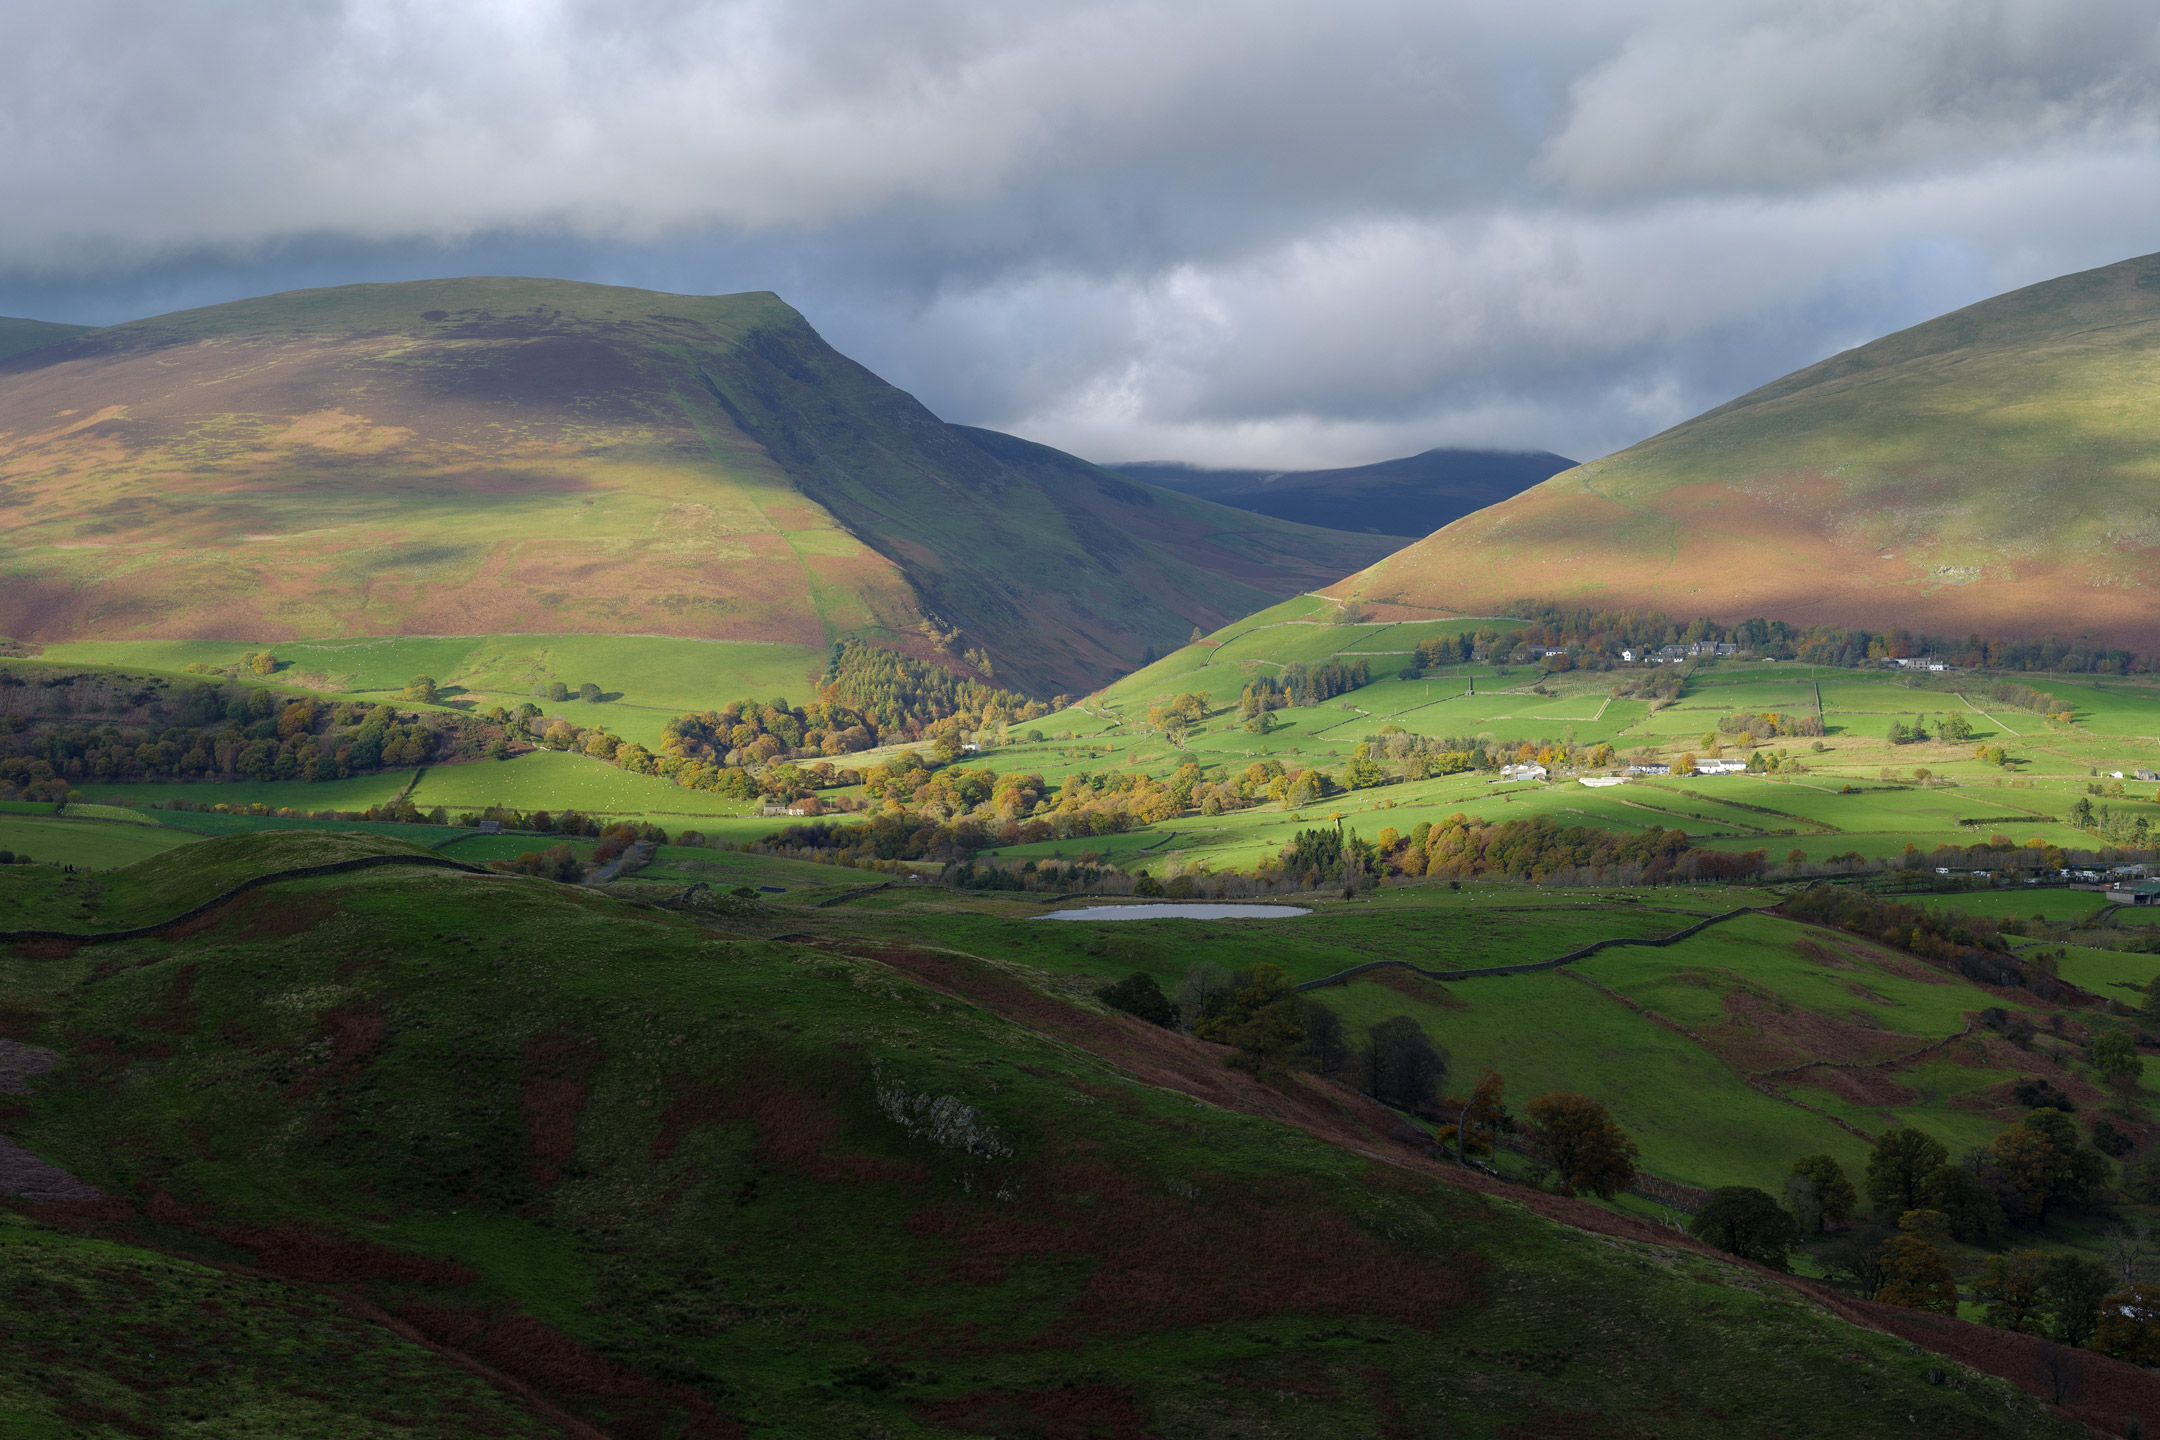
[1328,250,2160,645]
[0,278,1390,695]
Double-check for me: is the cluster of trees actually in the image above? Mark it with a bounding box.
[2071,797,2153,847]
[1411,632,1484,669]
[661,697,881,767]
[1278,659,1371,708]
[1717,710,1827,741]
[529,679,607,704]
[1686,1117,2133,1353]
[1392,813,1763,885]
[1097,965,1641,1197]
[1817,1121,2160,1360]
[499,843,587,882]
[1900,672,2071,719]
[1489,605,2149,676]
[0,672,495,795]
[1884,712,1975,745]
[1146,693,1212,741]
[770,763,1192,865]
[593,643,1054,803]
[818,640,1052,735]
[184,652,278,678]
[487,820,658,882]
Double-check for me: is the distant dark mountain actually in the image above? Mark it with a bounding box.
[1107,448,1578,539]
[0,317,90,363]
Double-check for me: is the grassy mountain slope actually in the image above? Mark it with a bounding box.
[1114,447,1576,540]
[0,837,2085,1437]
[0,317,88,363]
[0,278,1390,695]
[1327,250,2160,644]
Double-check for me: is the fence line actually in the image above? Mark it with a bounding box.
[0,853,489,948]
[1294,904,1774,991]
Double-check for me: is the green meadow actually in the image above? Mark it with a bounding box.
[0,813,196,869]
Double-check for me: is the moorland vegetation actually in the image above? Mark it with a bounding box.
[1,829,2145,1436]
[1327,249,2160,649]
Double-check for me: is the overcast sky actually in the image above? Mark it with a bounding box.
[5,0,2160,467]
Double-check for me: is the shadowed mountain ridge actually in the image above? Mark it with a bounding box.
[1112,447,1576,539]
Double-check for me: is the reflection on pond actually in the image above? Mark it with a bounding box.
[1030,904,1313,922]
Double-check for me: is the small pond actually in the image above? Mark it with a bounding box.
[1030,904,1312,922]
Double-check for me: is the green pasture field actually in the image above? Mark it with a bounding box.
[0,830,431,932]
[407,750,756,822]
[1089,599,1523,715]
[949,896,2088,1196]
[631,842,861,891]
[0,799,163,827]
[424,833,596,864]
[1323,964,1858,1192]
[2041,940,2160,996]
[0,814,199,870]
[1302,908,2076,1192]
[83,750,766,833]
[75,769,423,814]
[135,811,477,846]
[2023,677,2160,737]
[1922,889,2118,923]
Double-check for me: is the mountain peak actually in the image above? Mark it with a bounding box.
[0,278,1391,694]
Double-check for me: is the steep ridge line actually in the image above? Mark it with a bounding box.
[1293,904,1775,991]
[0,853,492,947]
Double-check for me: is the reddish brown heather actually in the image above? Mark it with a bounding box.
[913,1382,1153,1440]
[651,1064,926,1185]
[520,1031,603,1189]
[899,1160,1484,1344]
[135,964,198,1036]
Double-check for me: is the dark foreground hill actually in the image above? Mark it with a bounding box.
[0,834,2107,1437]
[1325,250,2160,645]
[0,279,1392,696]
[1112,447,1575,539]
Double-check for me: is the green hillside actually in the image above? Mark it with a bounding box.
[0,837,2104,1436]
[1329,249,2160,648]
[0,277,1391,696]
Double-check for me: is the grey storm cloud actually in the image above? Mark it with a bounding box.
[4,0,2160,466]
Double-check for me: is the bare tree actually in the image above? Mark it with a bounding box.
[2040,1344,2086,1408]
[2104,1220,2153,1285]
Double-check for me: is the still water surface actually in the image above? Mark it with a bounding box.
[1031,904,1312,922]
